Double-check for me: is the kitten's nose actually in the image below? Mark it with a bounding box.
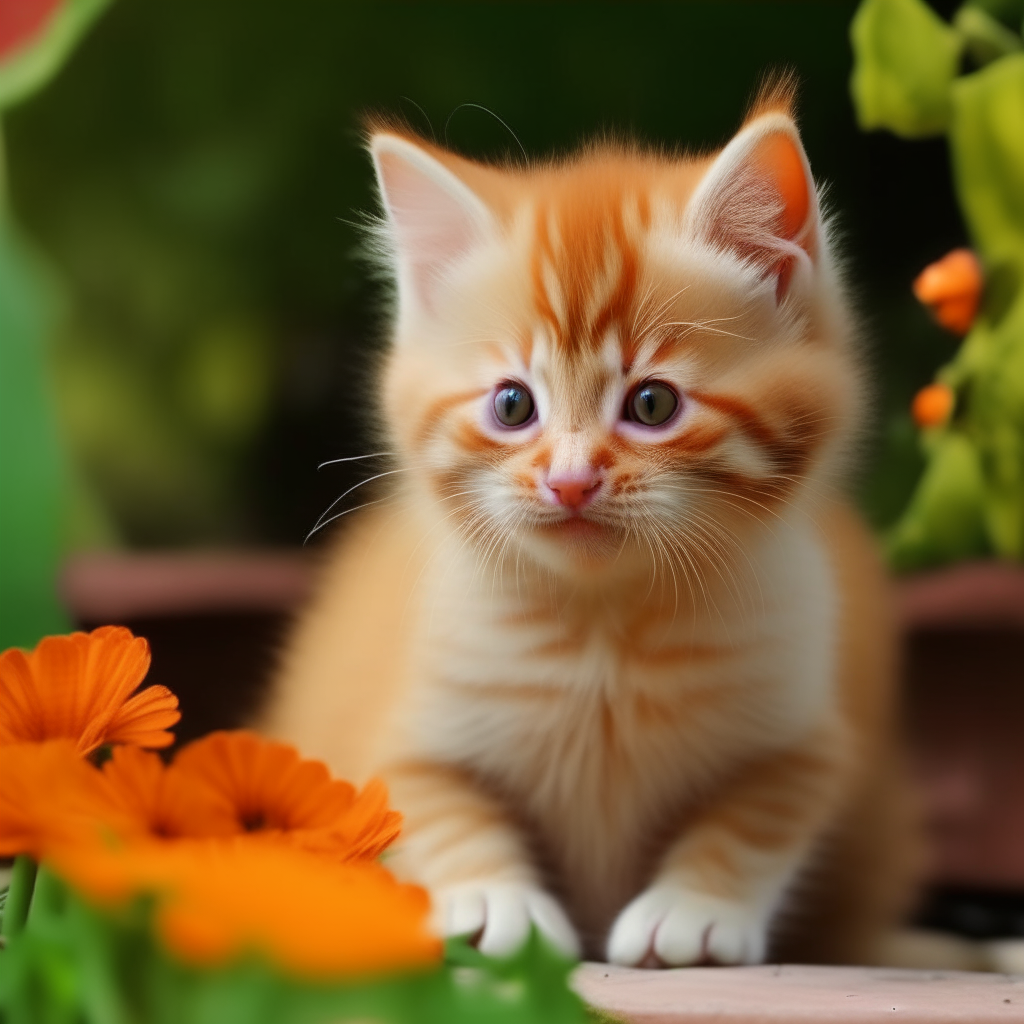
[546,470,601,510]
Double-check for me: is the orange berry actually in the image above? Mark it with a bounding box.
[912,383,955,428]
[912,249,983,336]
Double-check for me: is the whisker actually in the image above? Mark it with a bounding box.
[317,452,394,469]
[303,496,391,544]
[308,468,408,537]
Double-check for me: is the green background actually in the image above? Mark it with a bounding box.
[4,0,967,550]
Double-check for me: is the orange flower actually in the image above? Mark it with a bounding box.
[0,740,137,857]
[166,731,402,859]
[912,382,955,428]
[52,839,441,979]
[99,743,237,840]
[0,626,180,754]
[913,249,983,336]
[1,731,402,864]
[2,736,437,979]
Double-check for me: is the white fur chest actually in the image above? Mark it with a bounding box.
[404,521,839,921]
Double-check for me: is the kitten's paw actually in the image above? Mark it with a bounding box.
[607,885,769,967]
[437,881,581,960]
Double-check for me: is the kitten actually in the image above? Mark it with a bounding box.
[258,79,921,966]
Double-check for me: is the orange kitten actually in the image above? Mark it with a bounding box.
[259,81,920,965]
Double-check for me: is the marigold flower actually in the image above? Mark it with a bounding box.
[0,626,180,754]
[1,730,402,864]
[99,743,237,840]
[912,249,983,336]
[49,839,441,978]
[166,731,402,859]
[913,382,955,428]
[2,736,436,978]
[0,740,136,857]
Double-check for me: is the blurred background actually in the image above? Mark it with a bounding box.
[4,0,969,551]
[1,0,1022,955]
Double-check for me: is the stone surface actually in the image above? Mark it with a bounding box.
[573,963,1024,1023]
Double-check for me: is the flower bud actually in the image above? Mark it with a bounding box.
[912,382,955,428]
[912,249,983,336]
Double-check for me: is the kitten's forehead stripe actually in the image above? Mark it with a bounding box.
[530,184,642,357]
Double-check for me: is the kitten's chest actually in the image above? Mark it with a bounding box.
[409,527,837,821]
[412,592,805,810]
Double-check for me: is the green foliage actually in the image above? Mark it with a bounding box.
[0,874,592,1024]
[950,54,1024,263]
[962,0,1024,33]
[851,2,1024,568]
[886,430,987,568]
[850,0,962,137]
[947,54,1024,559]
[954,5,1024,67]
[12,1,928,547]
[0,0,118,646]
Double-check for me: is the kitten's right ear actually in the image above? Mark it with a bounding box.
[370,134,497,314]
[684,113,818,304]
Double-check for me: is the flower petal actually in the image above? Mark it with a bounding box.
[0,649,46,744]
[1,627,167,753]
[166,731,400,860]
[331,778,403,862]
[103,685,180,750]
[155,844,439,977]
[0,740,134,857]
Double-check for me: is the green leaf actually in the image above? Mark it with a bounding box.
[954,6,1023,67]
[850,0,963,137]
[949,53,1024,266]
[887,430,989,569]
[963,0,1024,33]
[0,0,114,111]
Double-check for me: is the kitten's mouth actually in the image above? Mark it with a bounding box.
[538,515,610,540]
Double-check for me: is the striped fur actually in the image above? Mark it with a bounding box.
[259,89,921,965]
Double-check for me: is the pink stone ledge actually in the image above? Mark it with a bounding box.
[572,964,1024,1023]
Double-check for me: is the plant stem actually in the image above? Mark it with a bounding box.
[1,855,37,939]
[27,863,64,922]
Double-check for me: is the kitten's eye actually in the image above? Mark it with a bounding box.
[494,385,535,427]
[628,382,678,426]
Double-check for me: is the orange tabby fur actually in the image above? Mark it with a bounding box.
[258,83,921,964]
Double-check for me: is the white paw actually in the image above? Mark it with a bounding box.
[607,884,769,967]
[436,881,581,960]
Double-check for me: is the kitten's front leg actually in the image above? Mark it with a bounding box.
[385,759,580,959]
[608,724,850,966]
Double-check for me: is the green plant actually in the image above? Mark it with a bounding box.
[0,0,112,648]
[851,0,1024,568]
[0,876,590,1024]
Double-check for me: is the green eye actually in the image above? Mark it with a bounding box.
[629,382,678,426]
[494,385,535,427]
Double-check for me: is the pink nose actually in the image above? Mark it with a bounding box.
[546,470,601,510]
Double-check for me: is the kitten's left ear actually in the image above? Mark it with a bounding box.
[685,114,819,303]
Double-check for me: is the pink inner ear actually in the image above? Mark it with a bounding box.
[373,137,493,314]
[744,130,815,302]
[752,133,811,244]
[700,125,816,299]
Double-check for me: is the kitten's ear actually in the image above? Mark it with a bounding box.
[685,114,818,303]
[370,133,497,314]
